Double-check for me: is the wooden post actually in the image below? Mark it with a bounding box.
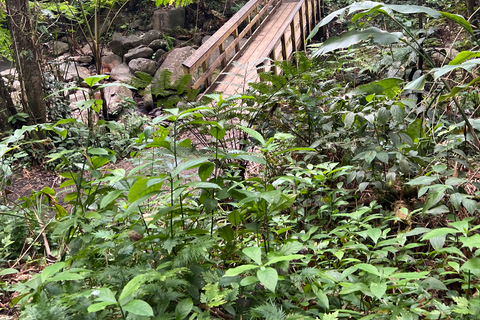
[183,65,192,89]
[219,42,226,69]
[290,19,297,52]
[305,0,310,35]
[270,50,277,75]
[299,4,306,52]
[281,34,287,61]
[202,61,210,87]
[233,28,240,52]
[246,15,252,36]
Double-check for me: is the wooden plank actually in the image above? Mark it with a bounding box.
[183,0,275,71]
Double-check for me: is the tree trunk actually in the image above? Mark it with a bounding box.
[6,0,46,125]
[0,76,16,134]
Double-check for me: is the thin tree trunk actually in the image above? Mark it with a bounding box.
[6,0,46,125]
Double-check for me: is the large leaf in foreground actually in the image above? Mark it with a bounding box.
[311,27,402,57]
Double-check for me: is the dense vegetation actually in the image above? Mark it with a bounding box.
[1,0,480,319]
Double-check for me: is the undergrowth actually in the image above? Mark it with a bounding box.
[1,1,480,319]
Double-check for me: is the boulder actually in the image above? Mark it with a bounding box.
[124,45,154,63]
[142,30,162,46]
[74,55,93,64]
[149,39,168,52]
[56,62,90,81]
[102,53,122,72]
[128,58,157,76]
[109,35,142,57]
[104,83,133,114]
[110,63,135,83]
[155,46,195,83]
[153,7,185,32]
[154,49,167,63]
[52,41,69,55]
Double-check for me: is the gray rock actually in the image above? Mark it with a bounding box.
[110,63,135,83]
[143,84,154,112]
[153,7,185,32]
[111,12,130,30]
[142,30,162,45]
[75,55,93,64]
[109,35,142,57]
[149,39,168,51]
[104,82,133,114]
[52,41,69,55]
[124,45,154,63]
[128,58,157,76]
[155,46,195,83]
[154,49,167,62]
[59,62,90,81]
[102,53,122,72]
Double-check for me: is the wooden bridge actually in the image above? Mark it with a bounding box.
[182,0,323,96]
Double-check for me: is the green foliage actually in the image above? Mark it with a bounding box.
[2,2,480,319]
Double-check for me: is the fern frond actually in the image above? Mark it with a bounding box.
[251,302,286,320]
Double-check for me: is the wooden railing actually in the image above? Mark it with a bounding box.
[257,0,320,75]
[182,0,281,90]
[182,0,321,91]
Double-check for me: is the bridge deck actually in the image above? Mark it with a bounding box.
[210,0,303,96]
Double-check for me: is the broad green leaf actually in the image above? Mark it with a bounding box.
[429,235,446,251]
[313,287,329,310]
[404,75,425,91]
[257,267,278,293]
[422,277,447,290]
[344,112,355,128]
[198,163,214,181]
[406,176,437,186]
[367,228,382,244]
[175,298,193,320]
[181,181,221,190]
[243,247,262,265]
[422,227,457,240]
[390,271,428,279]
[311,27,402,57]
[461,258,480,271]
[224,264,258,277]
[265,254,304,266]
[460,234,480,251]
[405,118,423,142]
[122,299,154,317]
[390,104,405,122]
[386,3,440,17]
[356,263,381,276]
[100,190,124,209]
[170,158,210,177]
[210,126,226,140]
[462,198,478,215]
[88,302,116,313]
[449,51,480,65]
[0,268,18,276]
[49,271,85,282]
[370,282,387,300]
[240,276,259,286]
[352,78,403,98]
[278,241,304,255]
[84,74,109,87]
[234,154,266,165]
[440,12,473,34]
[432,59,480,79]
[88,148,109,155]
[41,262,67,282]
[128,177,165,202]
[339,282,369,295]
[119,274,146,305]
[237,125,266,146]
[93,288,117,304]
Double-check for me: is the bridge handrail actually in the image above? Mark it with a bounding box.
[182,0,279,89]
[257,0,318,74]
